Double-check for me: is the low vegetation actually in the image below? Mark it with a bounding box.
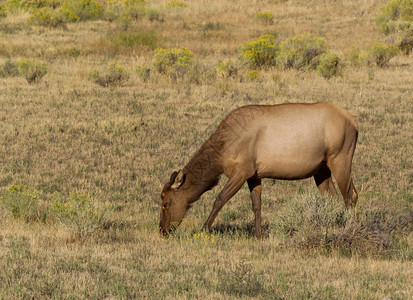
[17,58,48,83]
[0,0,412,297]
[88,61,130,87]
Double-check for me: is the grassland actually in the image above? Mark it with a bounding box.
[0,0,412,298]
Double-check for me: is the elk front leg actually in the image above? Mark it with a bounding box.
[247,177,262,239]
[203,173,247,231]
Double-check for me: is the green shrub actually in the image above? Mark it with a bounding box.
[50,193,109,238]
[18,58,48,83]
[344,46,363,66]
[376,0,413,34]
[153,47,194,77]
[240,34,278,69]
[316,52,342,78]
[166,0,188,8]
[276,33,327,70]
[0,4,7,17]
[89,61,131,87]
[255,12,274,25]
[0,185,41,222]
[0,60,19,77]
[398,28,413,54]
[60,0,103,21]
[367,43,399,67]
[5,0,22,11]
[28,7,66,27]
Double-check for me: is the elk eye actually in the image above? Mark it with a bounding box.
[163,203,169,209]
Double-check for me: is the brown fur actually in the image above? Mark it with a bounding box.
[160,102,358,238]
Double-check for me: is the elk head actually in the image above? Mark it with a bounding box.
[159,170,189,236]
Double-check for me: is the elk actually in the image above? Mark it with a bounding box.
[160,102,358,238]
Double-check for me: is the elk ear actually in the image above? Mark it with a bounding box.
[170,170,186,190]
[169,171,178,185]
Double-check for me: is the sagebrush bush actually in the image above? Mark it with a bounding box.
[0,60,19,77]
[344,46,363,66]
[316,52,342,78]
[60,0,103,21]
[376,0,413,34]
[18,58,48,83]
[398,28,413,54]
[217,261,264,297]
[271,193,413,257]
[50,193,109,238]
[153,47,194,78]
[255,12,274,24]
[89,61,130,87]
[276,33,327,70]
[367,43,399,67]
[28,7,66,27]
[0,185,41,222]
[240,34,277,69]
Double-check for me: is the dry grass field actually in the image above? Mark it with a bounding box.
[0,0,412,298]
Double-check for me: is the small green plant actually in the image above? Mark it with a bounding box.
[145,8,160,22]
[89,61,131,87]
[216,59,241,78]
[0,185,40,222]
[5,0,21,11]
[0,60,19,77]
[240,34,278,69]
[136,65,150,81]
[166,0,188,8]
[18,58,48,83]
[344,46,363,66]
[376,0,413,34]
[153,47,194,78]
[50,193,109,238]
[255,11,274,24]
[316,52,342,78]
[276,33,327,70]
[247,69,260,80]
[367,43,399,67]
[0,4,7,17]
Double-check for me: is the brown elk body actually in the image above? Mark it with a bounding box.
[160,102,358,238]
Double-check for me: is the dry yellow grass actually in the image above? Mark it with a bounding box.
[0,0,412,298]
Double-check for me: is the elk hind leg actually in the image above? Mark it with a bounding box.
[314,162,337,196]
[328,156,358,207]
